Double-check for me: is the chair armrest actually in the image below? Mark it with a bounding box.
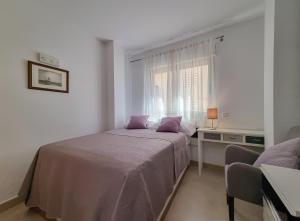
[226,162,262,205]
[225,144,260,165]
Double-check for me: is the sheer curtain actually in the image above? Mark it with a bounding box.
[144,39,216,126]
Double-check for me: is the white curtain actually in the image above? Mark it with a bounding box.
[144,39,216,126]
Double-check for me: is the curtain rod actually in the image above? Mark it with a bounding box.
[130,58,143,63]
[130,35,224,63]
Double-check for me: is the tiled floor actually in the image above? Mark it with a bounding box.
[164,165,262,221]
[0,165,262,221]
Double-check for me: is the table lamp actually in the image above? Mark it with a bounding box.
[207,108,218,129]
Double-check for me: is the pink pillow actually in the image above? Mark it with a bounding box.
[161,116,182,125]
[156,116,182,133]
[126,115,149,129]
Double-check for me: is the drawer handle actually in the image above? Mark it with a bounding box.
[251,138,261,141]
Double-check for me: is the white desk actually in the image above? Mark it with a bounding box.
[262,164,300,220]
[197,128,264,175]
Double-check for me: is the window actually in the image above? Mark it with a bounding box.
[144,39,215,125]
[151,64,209,121]
[178,64,209,113]
[153,71,167,119]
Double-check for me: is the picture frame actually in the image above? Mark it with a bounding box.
[28,61,69,93]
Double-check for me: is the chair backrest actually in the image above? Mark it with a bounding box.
[284,126,300,141]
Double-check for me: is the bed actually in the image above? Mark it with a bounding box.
[24,129,190,221]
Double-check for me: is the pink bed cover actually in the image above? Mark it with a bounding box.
[26,129,190,221]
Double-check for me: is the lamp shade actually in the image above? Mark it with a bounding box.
[207,108,218,119]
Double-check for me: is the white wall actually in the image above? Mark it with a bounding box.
[103,41,115,130]
[0,1,108,203]
[103,41,127,129]
[214,17,264,130]
[264,0,300,145]
[125,57,133,121]
[129,60,145,115]
[273,0,300,143]
[113,42,127,128]
[130,17,264,130]
[129,17,265,166]
[264,0,275,147]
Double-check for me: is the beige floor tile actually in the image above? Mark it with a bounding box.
[164,165,262,221]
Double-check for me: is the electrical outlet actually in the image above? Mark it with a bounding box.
[222,112,230,118]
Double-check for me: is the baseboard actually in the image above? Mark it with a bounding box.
[0,196,23,213]
[190,160,198,166]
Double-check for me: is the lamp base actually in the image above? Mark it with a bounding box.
[209,119,217,130]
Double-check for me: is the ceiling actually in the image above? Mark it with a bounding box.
[40,0,264,53]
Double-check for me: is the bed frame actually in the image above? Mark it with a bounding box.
[157,165,189,221]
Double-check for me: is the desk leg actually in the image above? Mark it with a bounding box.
[198,140,203,176]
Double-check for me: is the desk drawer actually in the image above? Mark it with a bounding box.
[203,132,221,140]
[246,136,264,145]
[223,134,243,143]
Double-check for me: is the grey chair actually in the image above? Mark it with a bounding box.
[225,126,300,221]
[225,145,261,221]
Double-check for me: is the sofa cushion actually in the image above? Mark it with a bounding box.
[253,137,300,169]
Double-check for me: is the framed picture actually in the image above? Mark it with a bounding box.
[28,61,69,93]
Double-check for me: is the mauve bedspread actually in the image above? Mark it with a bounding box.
[26,129,190,221]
